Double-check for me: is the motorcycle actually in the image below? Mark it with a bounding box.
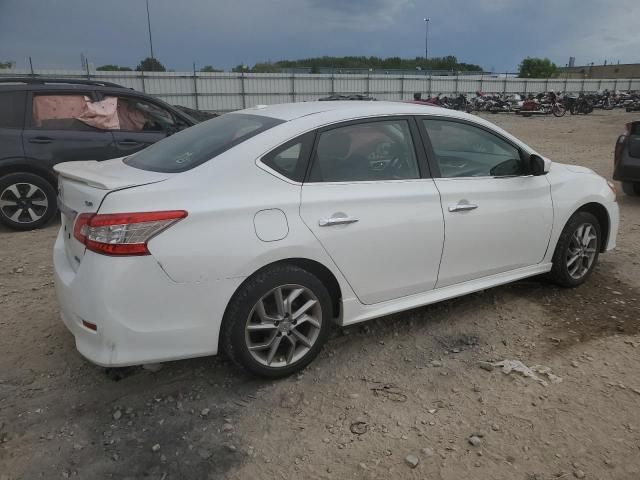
[564,93,594,115]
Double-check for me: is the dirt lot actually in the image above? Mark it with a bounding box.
[1,109,639,480]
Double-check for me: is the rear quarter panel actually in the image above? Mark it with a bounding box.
[96,126,358,303]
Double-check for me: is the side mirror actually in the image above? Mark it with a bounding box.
[529,154,550,176]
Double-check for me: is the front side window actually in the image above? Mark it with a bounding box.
[114,96,178,132]
[125,113,284,173]
[0,91,26,129]
[422,119,524,178]
[308,120,420,182]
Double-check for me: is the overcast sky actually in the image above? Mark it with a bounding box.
[1,0,638,72]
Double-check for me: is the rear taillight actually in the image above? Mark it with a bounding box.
[73,210,187,256]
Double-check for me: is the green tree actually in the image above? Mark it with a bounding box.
[0,60,15,69]
[200,65,222,72]
[251,62,281,73]
[135,57,166,72]
[228,56,483,74]
[518,57,558,78]
[269,55,482,73]
[96,64,132,71]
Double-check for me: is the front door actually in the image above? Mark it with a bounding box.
[419,117,554,288]
[300,118,444,305]
[22,91,117,166]
[108,94,179,156]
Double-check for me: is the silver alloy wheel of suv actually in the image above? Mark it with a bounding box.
[0,182,49,224]
[0,173,57,230]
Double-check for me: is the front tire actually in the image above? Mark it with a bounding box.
[552,104,567,117]
[549,212,601,287]
[221,264,333,378]
[0,172,57,230]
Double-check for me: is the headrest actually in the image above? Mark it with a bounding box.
[318,131,351,159]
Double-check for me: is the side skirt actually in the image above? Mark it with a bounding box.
[340,263,553,326]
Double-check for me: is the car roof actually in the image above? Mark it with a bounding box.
[237,100,470,122]
[233,100,534,155]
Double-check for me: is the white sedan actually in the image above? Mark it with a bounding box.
[53,101,619,377]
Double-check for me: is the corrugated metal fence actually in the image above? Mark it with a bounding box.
[3,69,640,113]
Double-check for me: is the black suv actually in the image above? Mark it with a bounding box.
[614,120,640,196]
[0,78,197,230]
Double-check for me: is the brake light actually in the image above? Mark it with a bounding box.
[73,210,187,256]
[614,134,627,166]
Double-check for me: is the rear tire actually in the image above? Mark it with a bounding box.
[221,264,333,378]
[622,182,640,196]
[549,212,601,288]
[0,172,57,230]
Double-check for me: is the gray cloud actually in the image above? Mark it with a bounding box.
[0,0,638,72]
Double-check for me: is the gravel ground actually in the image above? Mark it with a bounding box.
[1,109,639,480]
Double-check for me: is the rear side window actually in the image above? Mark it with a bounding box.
[261,132,314,182]
[308,119,420,182]
[125,113,284,173]
[31,93,103,131]
[0,91,26,129]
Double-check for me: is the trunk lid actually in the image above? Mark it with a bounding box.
[54,158,171,271]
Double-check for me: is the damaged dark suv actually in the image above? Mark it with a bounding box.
[0,78,197,230]
[614,120,640,196]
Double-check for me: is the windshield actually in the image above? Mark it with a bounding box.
[124,113,284,173]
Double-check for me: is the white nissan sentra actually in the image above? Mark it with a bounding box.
[53,101,619,377]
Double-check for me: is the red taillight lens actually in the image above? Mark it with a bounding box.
[73,212,93,244]
[73,210,187,256]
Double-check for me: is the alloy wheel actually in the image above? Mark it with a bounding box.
[0,183,49,224]
[245,284,322,368]
[566,223,598,280]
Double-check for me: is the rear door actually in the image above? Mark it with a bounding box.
[22,90,118,168]
[107,94,185,156]
[418,117,553,288]
[300,117,445,305]
[0,90,26,162]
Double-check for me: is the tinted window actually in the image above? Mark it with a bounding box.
[0,91,26,129]
[422,119,524,177]
[125,113,284,173]
[308,120,420,182]
[261,133,314,182]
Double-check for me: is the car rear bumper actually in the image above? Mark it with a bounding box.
[613,153,640,182]
[53,228,241,367]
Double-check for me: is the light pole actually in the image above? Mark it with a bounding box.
[146,0,155,64]
[423,18,430,61]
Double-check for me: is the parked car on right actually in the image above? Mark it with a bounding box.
[614,120,640,195]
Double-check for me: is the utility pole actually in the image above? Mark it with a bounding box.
[146,0,155,66]
[423,18,430,61]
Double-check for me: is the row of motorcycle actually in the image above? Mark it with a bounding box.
[412,90,640,117]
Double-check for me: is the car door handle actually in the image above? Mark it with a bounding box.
[118,140,142,146]
[28,137,53,144]
[319,216,359,227]
[448,203,478,212]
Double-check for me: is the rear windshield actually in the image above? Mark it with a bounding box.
[124,113,284,172]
